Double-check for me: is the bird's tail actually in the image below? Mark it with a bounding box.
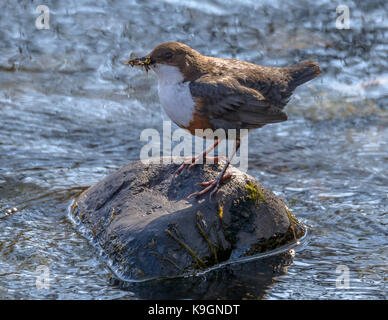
[286,59,321,89]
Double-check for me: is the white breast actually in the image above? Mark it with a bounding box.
[151,64,195,127]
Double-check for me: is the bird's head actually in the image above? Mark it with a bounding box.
[123,42,202,81]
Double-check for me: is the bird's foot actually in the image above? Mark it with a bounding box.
[175,156,225,175]
[187,172,232,199]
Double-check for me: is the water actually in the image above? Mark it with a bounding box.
[0,0,387,299]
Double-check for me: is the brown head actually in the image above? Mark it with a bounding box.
[123,42,205,81]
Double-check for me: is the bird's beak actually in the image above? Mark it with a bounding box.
[122,56,152,72]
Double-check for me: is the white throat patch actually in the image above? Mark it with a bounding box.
[151,64,184,84]
[151,64,195,127]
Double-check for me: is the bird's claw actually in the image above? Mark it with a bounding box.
[196,173,232,186]
[175,156,223,175]
[189,173,232,199]
[174,157,196,175]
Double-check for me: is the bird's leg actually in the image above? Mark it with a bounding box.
[188,139,240,199]
[175,139,221,174]
[197,173,232,187]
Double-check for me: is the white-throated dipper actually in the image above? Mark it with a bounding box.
[123,42,320,198]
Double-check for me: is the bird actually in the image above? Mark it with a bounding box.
[123,42,320,198]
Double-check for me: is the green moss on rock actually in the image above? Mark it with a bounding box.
[245,181,266,205]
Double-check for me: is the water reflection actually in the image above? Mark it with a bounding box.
[112,250,295,300]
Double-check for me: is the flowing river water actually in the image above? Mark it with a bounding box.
[0,0,387,299]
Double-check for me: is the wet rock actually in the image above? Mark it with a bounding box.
[69,157,305,281]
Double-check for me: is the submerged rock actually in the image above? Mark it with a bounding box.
[69,157,305,281]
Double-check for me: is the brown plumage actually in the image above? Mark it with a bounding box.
[124,42,321,198]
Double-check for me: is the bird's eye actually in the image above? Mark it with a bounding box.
[165,52,173,59]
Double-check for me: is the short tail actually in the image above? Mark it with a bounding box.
[286,59,321,89]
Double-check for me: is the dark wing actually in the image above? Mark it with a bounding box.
[189,75,287,131]
[233,60,320,109]
[227,64,294,109]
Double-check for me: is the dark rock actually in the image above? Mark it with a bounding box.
[69,157,305,281]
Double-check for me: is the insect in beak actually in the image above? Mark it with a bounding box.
[123,56,152,72]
